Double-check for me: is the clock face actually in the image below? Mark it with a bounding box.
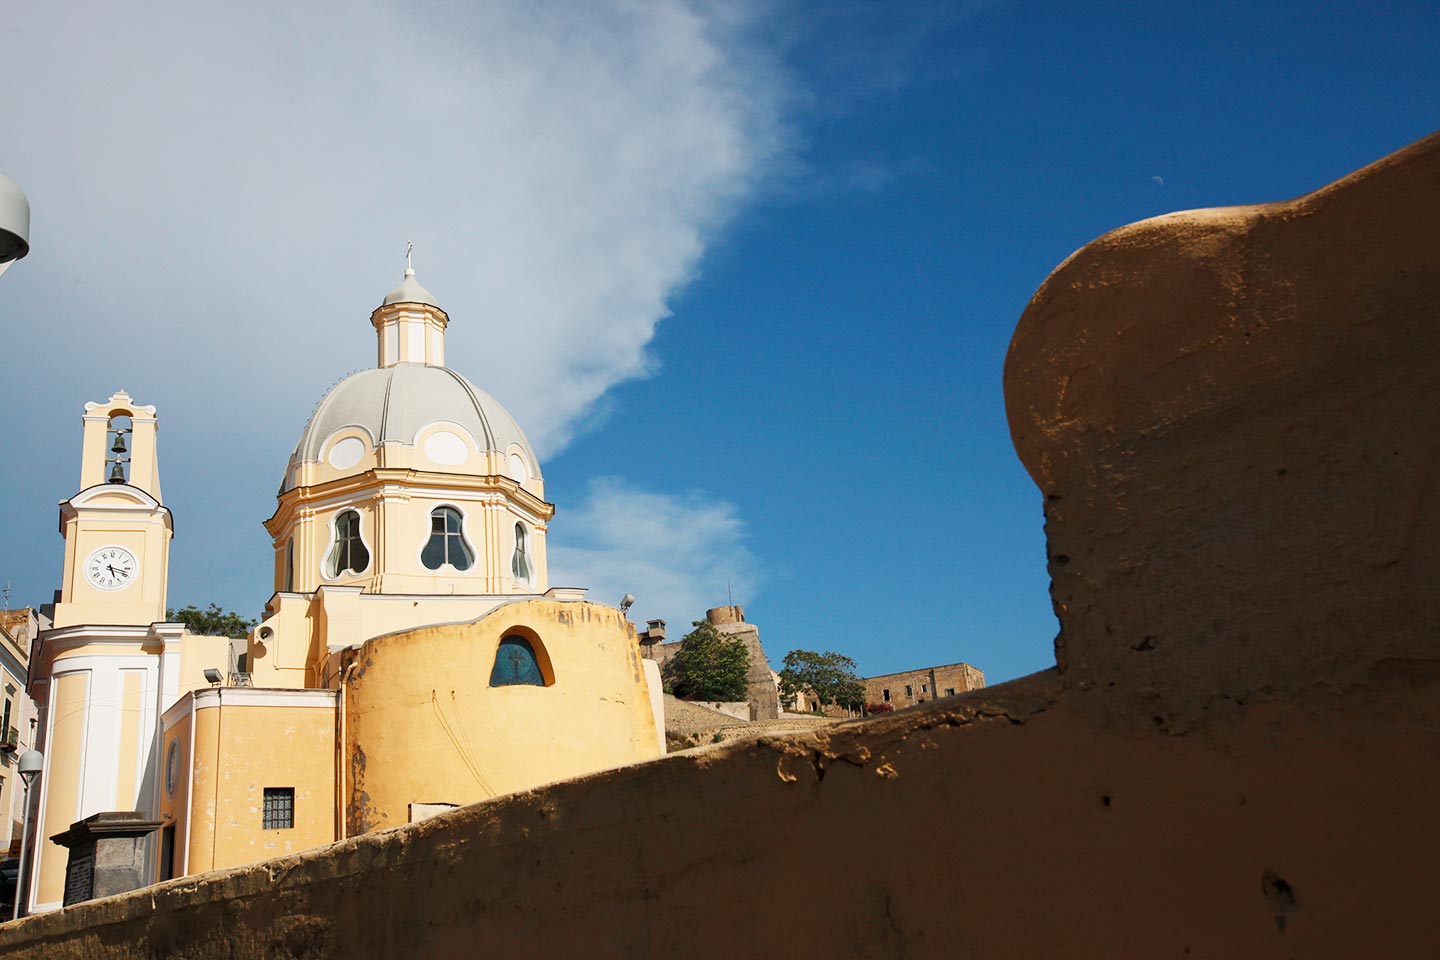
[85,545,138,592]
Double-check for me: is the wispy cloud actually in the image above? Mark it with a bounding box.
[548,478,760,629]
[0,0,790,612]
[0,0,788,455]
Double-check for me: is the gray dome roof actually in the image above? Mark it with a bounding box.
[382,272,439,307]
[282,364,539,492]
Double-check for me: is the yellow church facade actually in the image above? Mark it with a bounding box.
[21,263,665,913]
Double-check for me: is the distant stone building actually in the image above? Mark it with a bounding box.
[640,606,780,721]
[866,661,985,709]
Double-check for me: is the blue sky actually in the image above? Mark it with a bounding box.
[1,1,1436,684]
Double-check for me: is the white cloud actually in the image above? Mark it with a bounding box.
[0,0,787,455]
[0,0,788,614]
[548,477,760,630]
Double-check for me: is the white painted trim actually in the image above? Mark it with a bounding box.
[191,688,337,710]
[66,484,162,510]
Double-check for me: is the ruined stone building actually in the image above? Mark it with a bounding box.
[866,661,985,708]
[640,605,780,720]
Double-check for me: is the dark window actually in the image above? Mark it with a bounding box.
[905,685,913,698]
[511,523,532,584]
[489,636,546,687]
[160,825,176,881]
[945,688,956,697]
[422,507,474,571]
[282,540,294,591]
[921,684,927,693]
[882,689,890,703]
[325,510,369,577]
[1,697,10,734]
[262,787,295,830]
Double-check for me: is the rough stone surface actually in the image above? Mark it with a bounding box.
[1006,130,1440,728]
[4,133,1439,957]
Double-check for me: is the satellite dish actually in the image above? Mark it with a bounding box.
[0,174,30,272]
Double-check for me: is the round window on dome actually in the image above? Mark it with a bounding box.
[508,452,529,484]
[327,436,366,470]
[424,430,469,466]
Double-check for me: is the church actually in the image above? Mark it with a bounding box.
[19,260,666,914]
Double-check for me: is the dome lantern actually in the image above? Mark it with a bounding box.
[370,243,449,367]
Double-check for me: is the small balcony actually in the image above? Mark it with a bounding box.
[0,726,17,753]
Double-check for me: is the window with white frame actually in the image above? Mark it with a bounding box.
[511,522,532,585]
[325,510,369,578]
[422,506,475,571]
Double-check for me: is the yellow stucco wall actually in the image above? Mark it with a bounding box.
[342,599,660,834]
[36,672,89,907]
[162,691,337,877]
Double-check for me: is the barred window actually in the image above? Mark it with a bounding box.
[489,635,546,687]
[262,787,295,830]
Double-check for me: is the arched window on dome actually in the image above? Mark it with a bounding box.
[511,522,532,585]
[489,635,546,687]
[325,510,370,578]
[422,506,474,571]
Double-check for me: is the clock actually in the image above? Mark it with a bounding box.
[84,545,138,592]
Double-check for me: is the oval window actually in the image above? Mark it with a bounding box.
[328,436,365,470]
[424,430,469,466]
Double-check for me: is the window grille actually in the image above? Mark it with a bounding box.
[262,787,295,830]
[489,636,546,687]
[905,685,913,698]
[422,507,474,571]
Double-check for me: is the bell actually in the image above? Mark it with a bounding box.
[108,460,126,484]
[111,432,127,454]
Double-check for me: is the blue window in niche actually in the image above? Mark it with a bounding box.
[489,636,545,687]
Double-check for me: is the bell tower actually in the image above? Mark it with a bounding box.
[50,390,173,629]
[22,390,186,913]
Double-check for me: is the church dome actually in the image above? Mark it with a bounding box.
[281,363,539,492]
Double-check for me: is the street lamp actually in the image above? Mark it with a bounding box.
[0,174,31,279]
[12,749,43,921]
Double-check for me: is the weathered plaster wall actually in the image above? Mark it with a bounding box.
[341,598,660,834]
[4,132,1438,957]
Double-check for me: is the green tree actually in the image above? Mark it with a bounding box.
[665,620,751,702]
[779,649,865,713]
[167,603,256,640]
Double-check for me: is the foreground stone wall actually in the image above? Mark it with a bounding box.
[4,132,1438,958]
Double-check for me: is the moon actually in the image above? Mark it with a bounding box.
[1151,175,1165,187]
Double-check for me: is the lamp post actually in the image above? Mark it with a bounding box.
[0,174,31,280]
[12,750,43,921]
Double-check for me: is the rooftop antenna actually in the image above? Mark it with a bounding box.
[405,241,415,278]
[727,580,734,607]
[2,581,9,609]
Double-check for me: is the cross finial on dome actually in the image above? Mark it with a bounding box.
[405,241,415,278]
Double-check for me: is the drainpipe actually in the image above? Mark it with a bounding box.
[336,660,360,841]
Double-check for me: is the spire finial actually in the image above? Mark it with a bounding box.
[405,241,415,278]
